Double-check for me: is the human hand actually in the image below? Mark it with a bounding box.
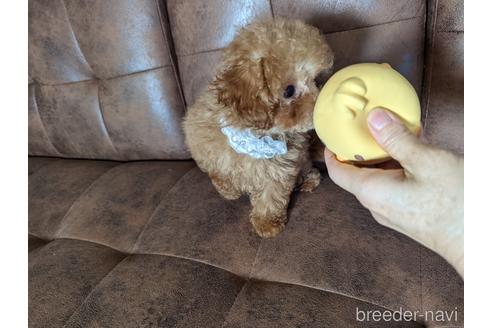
[324,108,464,277]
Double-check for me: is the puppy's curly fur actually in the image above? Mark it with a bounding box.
[183,19,334,237]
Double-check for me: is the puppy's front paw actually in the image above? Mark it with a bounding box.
[250,214,286,238]
[299,167,321,192]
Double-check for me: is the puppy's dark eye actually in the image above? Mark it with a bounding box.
[283,85,296,98]
[315,69,332,89]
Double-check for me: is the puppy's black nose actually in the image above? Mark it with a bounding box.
[314,69,332,89]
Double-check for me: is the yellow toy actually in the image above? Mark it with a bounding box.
[314,63,422,164]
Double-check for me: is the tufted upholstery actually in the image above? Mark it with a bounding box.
[29,0,464,327]
[169,0,426,107]
[28,0,188,160]
[423,0,464,154]
[29,158,463,327]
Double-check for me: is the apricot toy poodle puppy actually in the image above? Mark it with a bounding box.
[183,18,334,237]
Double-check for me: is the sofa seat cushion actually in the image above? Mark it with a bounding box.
[28,157,462,327]
[30,238,426,328]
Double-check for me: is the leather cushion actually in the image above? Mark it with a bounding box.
[29,157,463,327]
[168,0,426,105]
[423,0,464,154]
[29,237,425,327]
[28,0,189,160]
[28,239,126,327]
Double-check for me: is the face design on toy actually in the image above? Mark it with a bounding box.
[332,77,370,161]
[333,77,369,119]
[333,64,391,123]
[314,63,421,163]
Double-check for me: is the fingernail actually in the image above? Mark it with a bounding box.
[368,109,393,131]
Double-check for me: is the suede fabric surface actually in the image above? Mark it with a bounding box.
[29,157,463,327]
[29,0,464,327]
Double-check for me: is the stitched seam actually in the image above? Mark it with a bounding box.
[438,29,463,33]
[324,15,423,35]
[40,235,424,323]
[100,65,169,81]
[36,77,94,86]
[98,238,424,320]
[178,14,424,58]
[28,157,57,176]
[218,235,264,328]
[28,242,57,267]
[179,46,224,58]
[388,0,425,22]
[53,163,122,238]
[419,0,431,126]
[59,236,249,279]
[45,13,427,86]
[28,232,49,242]
[27,231,45,243]
[30,84,63,156]
[37,65,170,87]
[220,281,249,328]
[61,253,129,328]
[253,277,421,319]
[137,251,248,279]
[96,83,118,156]
[247,240,263,279]
[423,0,439,129]
[417,0,426,18]
[155,0,188,108]
[27,234,52,257]
[130,165,196,253]
[60,0,96,77]
[268,0,275,19]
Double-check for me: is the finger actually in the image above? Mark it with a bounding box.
[370,211,395,229]
[367,108,429,175]
[324,148,366,194]
[370,210,408,236]
[324,148,403,205]
[365,159,402,170]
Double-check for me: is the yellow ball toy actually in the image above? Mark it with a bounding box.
[314,63,422,164]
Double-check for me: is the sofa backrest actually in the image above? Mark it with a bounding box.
[168,0,427,106]
[28,0,189,160]
[423,0,464,154]
[28,0,463,160]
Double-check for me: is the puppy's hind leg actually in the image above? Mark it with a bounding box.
[210,174,241,200]
[250,181,294,238]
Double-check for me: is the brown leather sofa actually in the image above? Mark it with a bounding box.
[28,0,464,327]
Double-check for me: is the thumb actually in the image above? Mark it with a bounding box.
[367,108,427,174]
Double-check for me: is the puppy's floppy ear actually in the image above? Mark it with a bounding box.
[212,56,277,129]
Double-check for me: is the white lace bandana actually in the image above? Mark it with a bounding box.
[220,120,287,159]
